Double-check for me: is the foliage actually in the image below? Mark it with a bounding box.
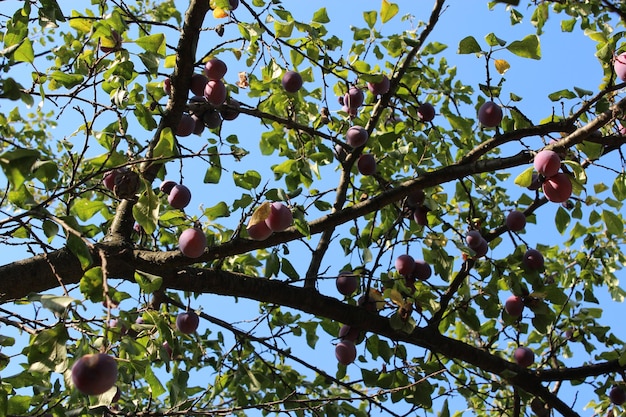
[1,0,626,416]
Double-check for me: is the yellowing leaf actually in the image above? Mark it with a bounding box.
[494,59,510,75]
[367,288,386,311]
[380,0,399,24]
[389,288,404,307]
[213,8,228,19]
[248,201,271,227]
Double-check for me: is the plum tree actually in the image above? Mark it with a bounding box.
[71,354,118,396]
[281,70,303,93]
[178,227,207,258]
[513,347,535,368]
[4,2,626,417]
[478,101,503,127]
[168,184,192,209]
[176,310,200,334]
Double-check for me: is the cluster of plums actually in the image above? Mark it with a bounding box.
[530,149,573,203]
[102,168,140,200]
[160,180,191,209]
[246,202,294,240]
[164,57,240,137]
[333,254,434,366]
[70,309,203,397]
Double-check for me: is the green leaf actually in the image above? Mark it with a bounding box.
[280,258,299,280]
[204,201,230,220]
[134,33,166,56]
[134,270,163,294]
[27,324,69,373]
[133,186,160,235]
[71,198,107,222]
[80,267,103,302]
[602,210,623,236]
[613,174,626,200]
[204,147,222,183]
[28,293,76,314]
[506,34,541,59]
[457,36,482,54]
[13,38,34,63]
[363,11,377,29]
[555,206,570,234]
[274,21,294,38]
[152,128,176,160]
[67,233,93,270]
[312,8,330,24]
[548,89,576,101]
[380,0,399,23]
[49,71,84,89]
[0,148,40,189]
[514,166,534,187]
[144,365,166,397]
[485,33,506,47]
[233,170,261,190]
